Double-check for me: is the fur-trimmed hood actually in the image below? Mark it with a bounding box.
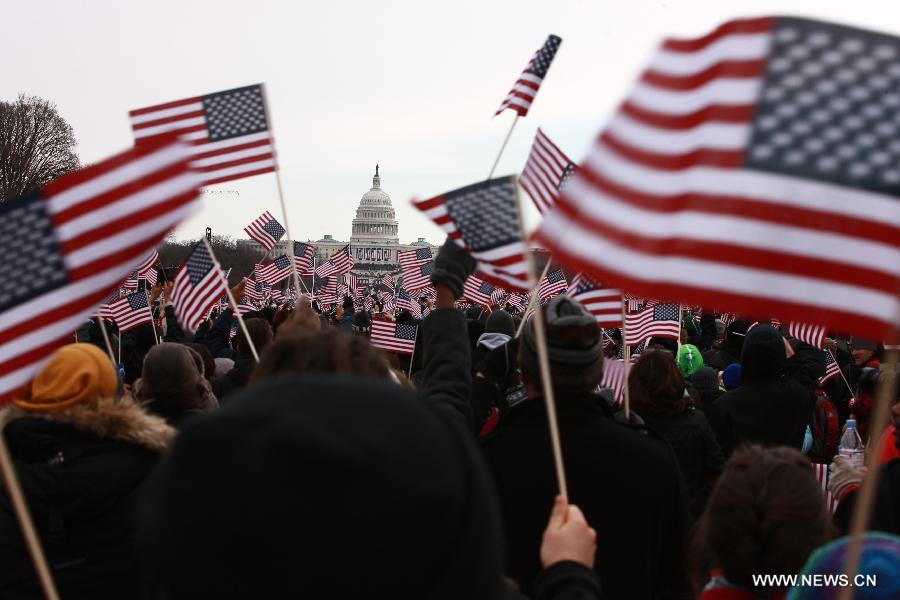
[0,395,175,452]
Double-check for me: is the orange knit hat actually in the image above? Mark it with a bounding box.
[12,344,117,411]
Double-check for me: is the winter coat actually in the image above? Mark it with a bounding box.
[642,408,724,519]
[0,398,174,600]
[482,391,691,599]
[709,325,823,457]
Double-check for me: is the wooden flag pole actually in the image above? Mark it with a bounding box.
[259,84,309,299]
[488,115,520,180]
[0,434,60,600]
[837,344,898,600]
[515,260,553,338]
[513,178,568,500]
[827,348,856,399]
[97,317,116,365]
[202,238,260,363]
[408,326,419,379]
[621,300,632,420]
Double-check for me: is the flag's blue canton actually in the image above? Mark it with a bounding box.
[480,281,495,294]
[415,247,432,260]
[547,269,566,284]
[396,322,418,341]
[653,304,680,321]
[202,85,268,141]
[127,291,149,310]
[399,290,411,301]
[255,282,264,292]
[0,192,68,312]
[557,162,576,192]
[443,177,519,251]
[747,18,900,194]
[528,35,562,78]
[262,218,285,240]
[274,255,290,270]
[294,241,311,255]
[185,244,215,286]
[420,262,434,276]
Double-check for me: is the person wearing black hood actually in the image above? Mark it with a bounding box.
[709,324,824,457]
[702,319,748,370]
[135,237,603,599]
[482,295,691,599]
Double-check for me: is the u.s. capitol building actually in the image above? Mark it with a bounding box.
[239,167,437,284]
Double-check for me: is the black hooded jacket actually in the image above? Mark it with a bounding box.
[0,403,170,600]
[709,324,823,457]
[483,391,691,600]
[137,309,601,600]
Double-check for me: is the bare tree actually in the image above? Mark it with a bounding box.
[0,94,79,203]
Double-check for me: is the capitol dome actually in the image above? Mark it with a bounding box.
[350,165,399,244]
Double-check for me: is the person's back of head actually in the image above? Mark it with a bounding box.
[136,343,214,425]
[485,310,515,337]
[252,327,392,383]
[693,445,828,594]
[740,324,787,385]
[136,375,504,599]
[184,342,215,381]
[629,350,687,417]
[237,318,273,358]
[519,295,604,396]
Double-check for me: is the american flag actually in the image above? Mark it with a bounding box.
[317,277,339,305]
[788,321,827,348]
[506,292,528,313]
[720,313,738,327]
[370,317,418,355]
[570,275,624,326]
[137,249,160,287]
[624,303,680,345]
[123,271,139,291]
[380,273,395,293]
[534,17,900,341]
[495,35,563,117]
[463,275,496,306]
[255,255,292,285]
[600,359,626,403]
[812,462,839,513]
[625,295,644,313]
[129,84,276,186]
[396,289,422,319]
[108,290,154,332]
[538,268,568,301]
[95,288,121,321]
[413,177,528,290]
[820,350,843,386]
[363,296,375,312]
[520,128,575,214]
[170,241,228,333]
[315,245,353,278]
[491,286,508,306]
[0,140,199,401]
[243,278,265,303]
[398,248,433,292]
[228,322,238,343]
[244,211,285,251]
[292,241,315,275]
[235,297,258,315]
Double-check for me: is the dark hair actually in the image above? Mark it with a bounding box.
[690,445,829,595]
[628,350,687,417]
[184,343,215,381]
[253,328,391,383]
[237,318,273,357]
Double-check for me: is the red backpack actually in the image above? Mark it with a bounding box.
[809,389,840,463]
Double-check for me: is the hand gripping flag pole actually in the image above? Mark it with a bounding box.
[513,177,569,501]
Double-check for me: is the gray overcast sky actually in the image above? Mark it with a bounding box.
[5,0,898,244]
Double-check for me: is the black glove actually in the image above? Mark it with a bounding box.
[430,236,476,299]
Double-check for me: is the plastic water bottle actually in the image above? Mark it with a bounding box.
[838,418,865,471]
